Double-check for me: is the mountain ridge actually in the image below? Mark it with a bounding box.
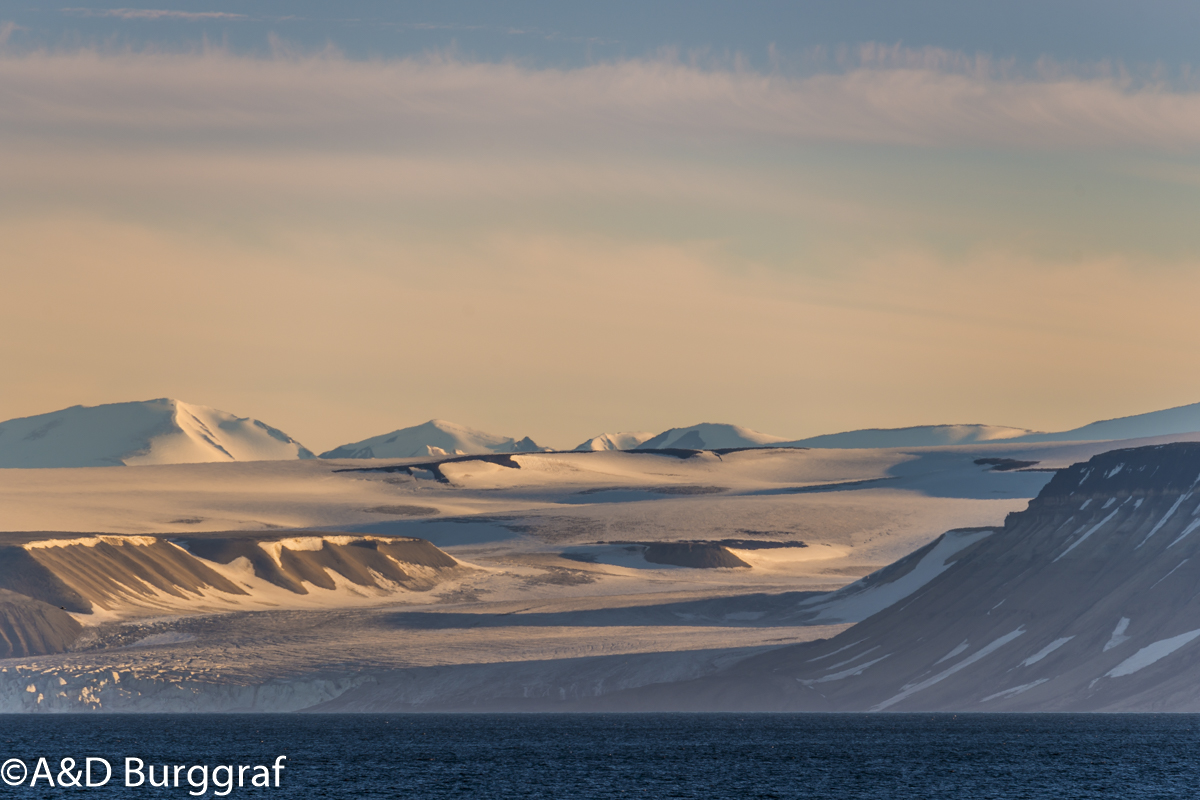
[0,399,313,468]
[595,441,1200,711]
[320,419,547,460]
[634,423,787,451]
[579,400,1200,453]
[574,432,655,451]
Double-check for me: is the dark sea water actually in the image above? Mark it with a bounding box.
[3,714,1200,799]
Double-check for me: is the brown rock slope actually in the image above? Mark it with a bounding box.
[598,442,1200,711]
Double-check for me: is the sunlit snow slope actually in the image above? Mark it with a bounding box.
[781,400,1200,449]
[636,423,789,451]
[0,399,313,468]
[320,419,545,459]
[1014,401,1200,443]
[792,424,1034,449]
[574,432,655,451]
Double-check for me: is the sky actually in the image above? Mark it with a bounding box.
[2,2,1200,452]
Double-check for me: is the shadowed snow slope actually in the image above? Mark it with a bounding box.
[636,424,788,451]
[791,424,1034,449]
[1013,401,1200,443]
[574,432,655,451]
[0,589,83,658]
[320,419,545,459]
[0,399,313,468]
[785,400,1200,450]
[604,442,1200,711]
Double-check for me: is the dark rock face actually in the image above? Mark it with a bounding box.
[974,458,1040,471]
[320,445,376,459]
[663,431,707,450]
[634,430,674,450]
[642,542,750,569]
[495,436,545,453]
[609,443,1200,711]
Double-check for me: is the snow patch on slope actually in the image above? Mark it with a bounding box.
[934,641,970,665]
[1054,504,1124,561]
[1106,629,1200,678]
[1168,519,1200,548]
[981,679,1048,702]
[1138,492,1191,547]
[1103,618,1131,652]
[797,528,993,624]
[870,627,1026,711]
[1021,637,1074,666]
[799,655,891,685]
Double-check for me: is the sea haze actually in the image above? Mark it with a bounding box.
[2,714,1199,798]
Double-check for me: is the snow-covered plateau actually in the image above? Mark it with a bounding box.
[5,407,1200,710]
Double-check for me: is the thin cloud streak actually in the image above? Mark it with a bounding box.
[0,145,868,226]
[1,49,1199,151]
[60,8,248,21]
[3,46,1199,445]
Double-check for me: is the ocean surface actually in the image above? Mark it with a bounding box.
[3,714,1200,798]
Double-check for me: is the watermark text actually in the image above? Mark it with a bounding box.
[2,755,286,795]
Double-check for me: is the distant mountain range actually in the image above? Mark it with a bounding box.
[0,399,312,468]
[574,432,656,451]
[635,423,789,450]
[574,424,785,452]
[789,424,1034,448]
[1012,402,1200,444]
[6,398,1200,467]
[789,402,1200,449]
[319,419,547,459]
[577,401,1200,452]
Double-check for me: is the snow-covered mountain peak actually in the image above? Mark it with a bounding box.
[574,432,656,451]
[0,398,314,468]
[320,419,547,459]
[636,423,788,451]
